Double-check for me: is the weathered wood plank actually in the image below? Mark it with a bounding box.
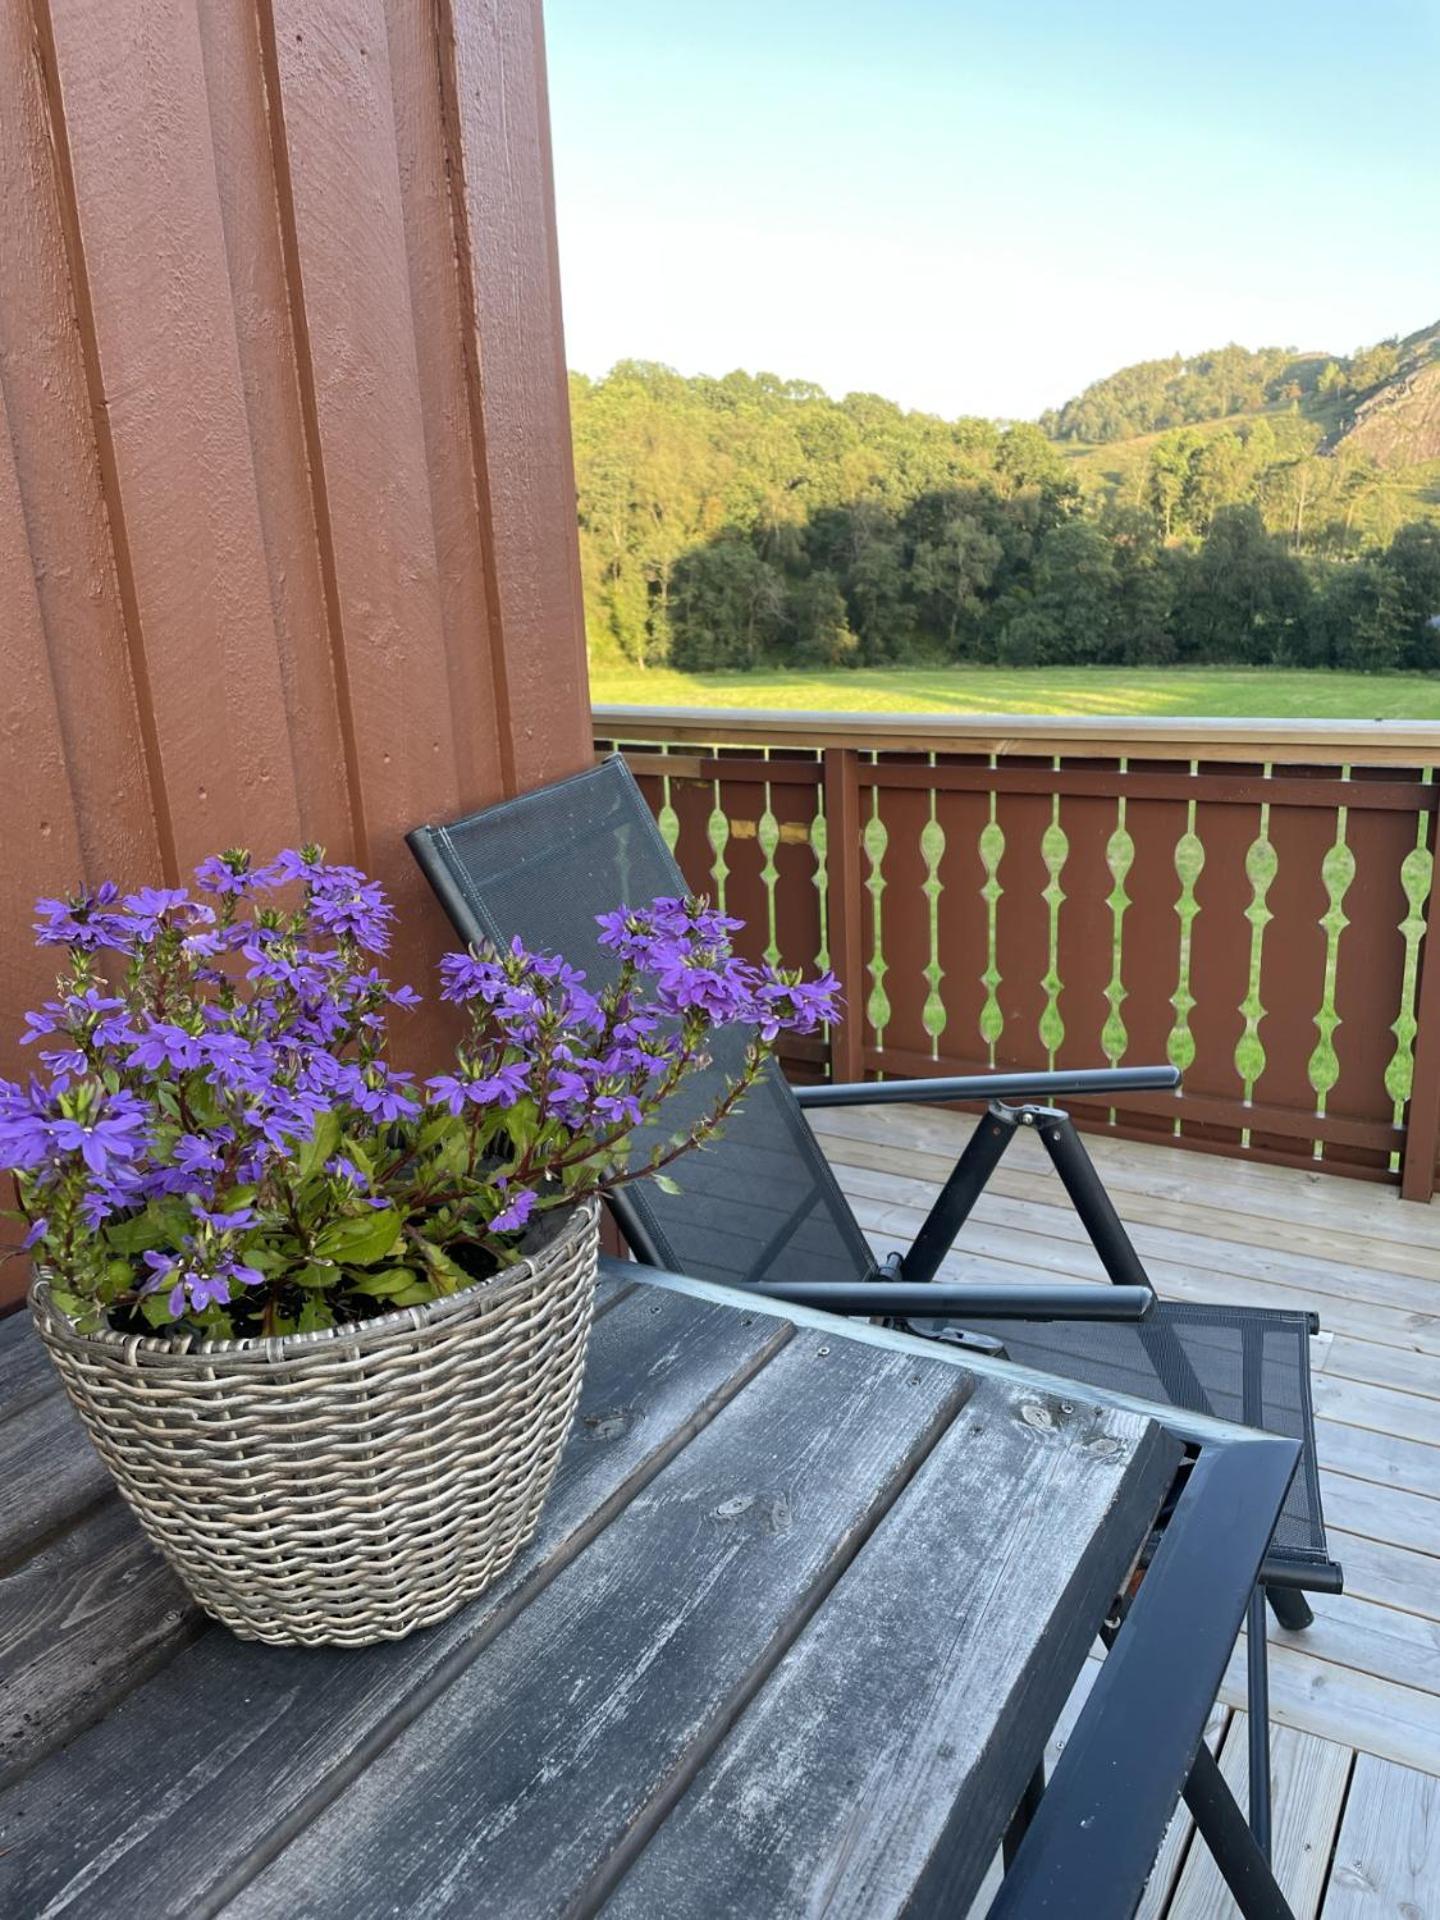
[814,1101,1440,1255]
[1216,1636,1440,1777]
[1322,1751,1440,1918]
[0,1309,59,1425]
[221,1333,974,1920]
[1165,1713,1350,1919]
[0,1285,791,1917]
[1324,1336,1440,1402]
[603,1389,1176,1920]
[1325,1530,1440,1624]
[826,1135,1440,1305]
[0,1389,111,1569]
[844,1173,1440,1328]
[1319,1468,1440,1557]
[1315,1419,1440,1501]
[1312,1376,1440,1451]
[0,1501,193,1788]
[1274,1590,1440,1703]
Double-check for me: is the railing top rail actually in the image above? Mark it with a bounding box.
[592,704,1440,767]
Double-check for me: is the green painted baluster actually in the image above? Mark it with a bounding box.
[1038,792,1069,1066]
[1386,815,1434,1132]
[863,794,890,1045]
[1102,797,1133,1067]
[757,776,781,968]
[1235,804,1277,1106]
[706,781,730,913]
[656,749,680,857]
[1308,806,1355,1126]
[1167,796,1204,1077]
[811,784,831,974]
[920,789,946,1056]
[979,790,1005,1066]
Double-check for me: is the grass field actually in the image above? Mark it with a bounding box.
[589,664,1440,720]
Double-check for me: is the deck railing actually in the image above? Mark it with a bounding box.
[594,706,1440,1200]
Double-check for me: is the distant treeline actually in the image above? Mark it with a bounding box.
[571,362,1440,676]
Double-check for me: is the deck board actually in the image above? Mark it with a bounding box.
[818,1103,1440,1917]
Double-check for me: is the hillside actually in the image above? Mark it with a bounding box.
[1043,320,1440,473]
[1323,321,1440,466]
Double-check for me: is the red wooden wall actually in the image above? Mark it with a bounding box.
[0,0,592,1302]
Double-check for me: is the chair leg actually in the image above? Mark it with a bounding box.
[1247,1585,1273,1859]
[899,1102,1020,1288]
[1002,1759,1045,1871]
[1184,1742,1295,1920]
[1266,1585,1314,1632]
[1031,1107,1154,1290]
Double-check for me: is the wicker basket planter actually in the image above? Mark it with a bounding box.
[30,1197,600,1648]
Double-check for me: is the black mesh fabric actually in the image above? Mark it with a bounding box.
[913,1304,1328,1563]
[410,756,1330,1576]
[408,757,877,1291]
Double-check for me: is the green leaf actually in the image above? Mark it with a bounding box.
[411,1237,472,1296]
[103,1208,171,1256]
[293,1262,337,1289]
[388,1281,437,1308]
[652,1173,683,1196]
[297,1297,335,1335]
[296,1110,342,1185]
[314,1208,402,1267]
[352,1265,421,1298]
[140,1292,178,1328]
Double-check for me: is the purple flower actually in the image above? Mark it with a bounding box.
[34,884,132,953]
[349,1071,419,1124]
[48,1093,148,1177]
[439,952,505,1004]
[127,1021,204,1074]
[121,886,193,939]
[194,852,267,897]
[490,1187,536,1234]
[307,870,394,953]
[22,1216,48,1249]
[172,1134,225,1177]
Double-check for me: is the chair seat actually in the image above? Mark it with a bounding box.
[910,1300,1329,1571]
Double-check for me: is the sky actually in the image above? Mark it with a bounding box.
[543,0,1438,422]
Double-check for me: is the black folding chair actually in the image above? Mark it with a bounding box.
[409,753,1341,1881]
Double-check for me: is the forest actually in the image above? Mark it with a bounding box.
[571,349,1440,678]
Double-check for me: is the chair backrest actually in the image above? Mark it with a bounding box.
[408,756,876,1291]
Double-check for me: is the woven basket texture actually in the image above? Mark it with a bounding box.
[31,1198,600,1647]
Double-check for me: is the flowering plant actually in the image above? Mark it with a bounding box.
[1,850,838,1341]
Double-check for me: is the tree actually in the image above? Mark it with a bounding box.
[1175,507,1312,663]
[669,540,787,670]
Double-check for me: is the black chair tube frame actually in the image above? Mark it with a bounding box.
[794,1063,1181,1110]
[992,1428,1303,1920]
[747,1280,1155,1321]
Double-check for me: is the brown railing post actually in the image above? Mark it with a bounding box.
[822,747,866,1085]
[1401,845,1440,1202]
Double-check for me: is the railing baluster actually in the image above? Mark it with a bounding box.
[821,747,865,1084]
[1400,801,1440,1200]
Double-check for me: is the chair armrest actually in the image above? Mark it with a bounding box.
[793,1066,1180,1110]
[747,1281,1154,1322]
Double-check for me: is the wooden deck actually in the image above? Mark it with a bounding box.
[814,1101,1440,1920]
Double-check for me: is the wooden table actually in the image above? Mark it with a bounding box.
[0,1264,1293,1919]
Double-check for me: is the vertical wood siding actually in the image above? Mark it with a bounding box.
[0,0,591,1301]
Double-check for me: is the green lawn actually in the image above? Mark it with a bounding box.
[589,664,1440,720]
